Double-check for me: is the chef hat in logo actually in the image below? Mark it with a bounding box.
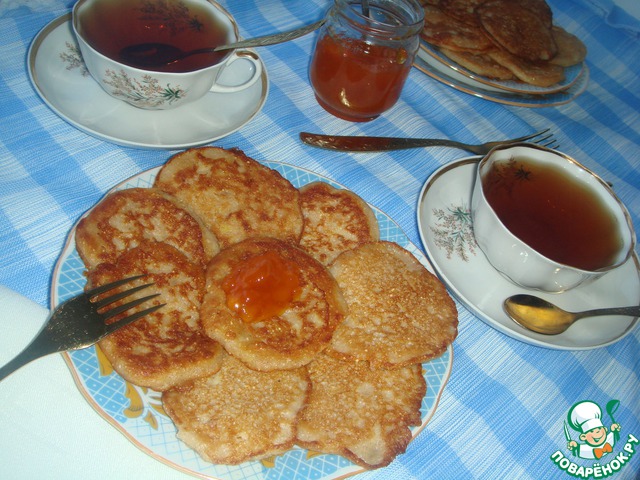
[568,401,604,434]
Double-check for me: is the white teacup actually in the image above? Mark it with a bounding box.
[471,143,635,293]
[72,0,262,110]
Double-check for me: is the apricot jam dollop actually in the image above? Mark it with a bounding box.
[222,250,302,323]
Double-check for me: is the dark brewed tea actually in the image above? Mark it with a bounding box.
[77,0,230,72]
[481,157,623,271]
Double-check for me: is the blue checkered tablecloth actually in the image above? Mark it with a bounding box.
[1,0,639,479]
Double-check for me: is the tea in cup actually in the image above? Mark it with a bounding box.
[72,0,262,110]
[471,144,635,292]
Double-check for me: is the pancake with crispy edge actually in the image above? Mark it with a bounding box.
[421,4,495,53]
[477,0,558,62]
[201,237,348,372]
[327,241,458,369]
[163,354,310,465]
[76,187,219,269]
[153,146,303,249]
[87,241,225,391]
[299,181,379,266]
[296,353,426,469]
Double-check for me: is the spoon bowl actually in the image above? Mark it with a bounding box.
[503,294,640,335]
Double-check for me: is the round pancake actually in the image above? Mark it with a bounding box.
[440,0,486,25]
[76,187,219,269]
[296,353,426,469]
[518,0,553,28]
[299,181,379,266]
[327,241,458,369]
[488,49,565,87]
[478,0,557,62]
[87,241,225,391]
[162,354,309,465]
[201,237,348,372]
[549,26,587,67]
[153,147,303,248]
[421,4,495,52]
[439,47,515,80]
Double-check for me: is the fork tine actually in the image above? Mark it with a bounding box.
[531,132,559,149]
[101,293,162,320]
[539,137,560,149]
[103,303,166,335]
[93,282,155,309]
[532,132,553,144]
[85,275,146,298]
[508,128,551,143]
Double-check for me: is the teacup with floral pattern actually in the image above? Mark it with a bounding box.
[72,0,262,110]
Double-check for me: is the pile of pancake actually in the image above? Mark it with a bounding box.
[420,0,587,87]
[75,147,458,470]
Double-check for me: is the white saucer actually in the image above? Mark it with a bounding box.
[417,157,640,350]
[28,14,269,150]
[414,48,588,108]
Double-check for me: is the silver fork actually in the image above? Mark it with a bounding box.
[299,129,558,155]
[0,276,164,382]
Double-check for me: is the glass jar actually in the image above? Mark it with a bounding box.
[309,0,424,122]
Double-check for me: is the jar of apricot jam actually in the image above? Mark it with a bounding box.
[309,0,424,122]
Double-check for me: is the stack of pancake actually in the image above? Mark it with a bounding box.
[75,147,458,469]
[421,0,587,87]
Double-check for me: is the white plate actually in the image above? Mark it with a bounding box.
[419,42,584,95]
[417,157,640,350]
[51,162,454,480]
[28,15,268,150]
[414,48,589,108]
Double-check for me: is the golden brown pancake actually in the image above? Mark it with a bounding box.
[440,0,486,25]
[518,0,553,28]
[87,241,225,391]
[296,353,426,469]
[478,0,557,62]
[549,26,587,67]
[419,0,586,87]
[153,147,303,248]
[439,47,515,80]
[327,241,458,369]
[421,4,495,52]
[75,187,219,269]
[162,354,309,465]
[201,237,348,372]
[299,181,379,266]
[488,49,565,87]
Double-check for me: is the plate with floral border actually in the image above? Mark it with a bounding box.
[51,162,454,480]
[416,156,640,350]
[28,14,268,150]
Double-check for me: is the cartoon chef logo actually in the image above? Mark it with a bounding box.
[551,399,638,477]
[566,400,621,460]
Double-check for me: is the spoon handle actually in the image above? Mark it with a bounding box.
[215,19,325,51]
[575,305,640,319]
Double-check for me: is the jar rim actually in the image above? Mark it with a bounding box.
[333,0,425,34]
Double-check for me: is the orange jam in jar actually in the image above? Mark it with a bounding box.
[222,250,302,323]
[309,0,424,122]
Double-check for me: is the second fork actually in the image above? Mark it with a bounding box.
[299,129,557,155]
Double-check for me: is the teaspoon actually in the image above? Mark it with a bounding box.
[119,19,324,68]
[503,294,640,335]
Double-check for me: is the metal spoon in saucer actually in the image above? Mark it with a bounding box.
[503,294,640,335]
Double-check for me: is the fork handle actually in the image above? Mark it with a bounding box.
[0,336,57,382]
[300,132,467,152]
